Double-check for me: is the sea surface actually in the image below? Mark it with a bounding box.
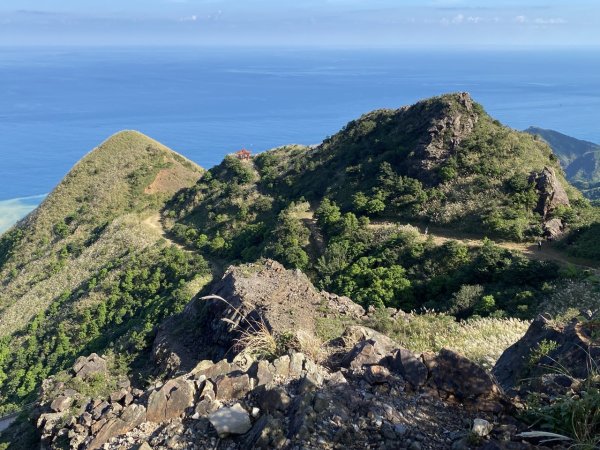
[1,47,599,233]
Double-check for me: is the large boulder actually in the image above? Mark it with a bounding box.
[530,166,570,219]
[208,403,252,438]
[146,378,195,423]
[88,404,146,450]
[429,348,503,411]
[493,315,600,391]
[342,339,389,371]
[154,260,365,373]
[387,348,428,388]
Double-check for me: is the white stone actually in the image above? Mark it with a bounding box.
[251,407,260,418]
[208,403,252,437]
[472,418,493,437]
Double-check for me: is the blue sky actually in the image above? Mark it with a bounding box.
[0,0,598,47]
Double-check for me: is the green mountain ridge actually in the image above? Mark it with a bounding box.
[1,94,600,449]
[0,131,209,415]
[169,93,582,250]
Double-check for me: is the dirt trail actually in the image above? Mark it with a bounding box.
[370,221,600,274]
[142,213,183,249]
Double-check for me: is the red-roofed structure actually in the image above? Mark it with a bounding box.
[235,149,252,161]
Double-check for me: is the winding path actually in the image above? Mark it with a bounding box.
[370,221,600,274]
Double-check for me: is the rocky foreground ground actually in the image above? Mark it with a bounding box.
[34,261,597,449]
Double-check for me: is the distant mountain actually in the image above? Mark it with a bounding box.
[524,127,600,199]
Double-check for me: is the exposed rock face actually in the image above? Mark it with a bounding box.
[493,315,600,391]
[146,378,195,423]
[37,328,521,450]
[543,217,564,239]
[530,166,570,219]
[153,259,366,374]
[428,349,504,412]
[73,353,107,380]
[88,404,146,450]
[420,92,478,172]
[387,348,428,388]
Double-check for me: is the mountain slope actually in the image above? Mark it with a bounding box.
[169,93,582,250]
[0,130,203,337]
[160,93,587,318]
[525,126,600,168]
[0,131,210,412]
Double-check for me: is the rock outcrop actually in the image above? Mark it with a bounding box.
[153,259,365,374]
[36,329,521,449]
[34,260,550,449]
[493,314,600,392]
[530,167,570,219]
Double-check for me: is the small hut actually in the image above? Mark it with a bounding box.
[235,148,252,161]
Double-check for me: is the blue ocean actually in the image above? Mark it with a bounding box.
[1,47,599,232]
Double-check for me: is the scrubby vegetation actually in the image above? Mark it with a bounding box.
[2,94,600,449]
[0,131,204,417]
[0,245,209,414]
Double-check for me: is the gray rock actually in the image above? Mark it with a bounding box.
[215,373,251,400]
[364,365,391,384]
[73,353,107,380]
[88,404,146,450]
[431,349,502,409]
[50,395,73,413]
[342,339,388,371]
[146,378,195,423]
[530,166,570,218]
[273,355,290,378]
[289,352,305,378]
[472,418,493,437]
[208,403,252,437]
[257,386,291,413]
[388,348,429,388]
[256,360,275,386]
[394,423,408,436]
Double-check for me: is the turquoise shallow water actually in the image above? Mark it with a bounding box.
[1,47,599,232]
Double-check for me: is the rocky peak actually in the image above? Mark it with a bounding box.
[403,92,480,182]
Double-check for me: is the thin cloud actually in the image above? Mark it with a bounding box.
[534,17,566,24]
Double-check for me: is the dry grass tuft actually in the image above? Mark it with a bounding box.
[382,311,530,369]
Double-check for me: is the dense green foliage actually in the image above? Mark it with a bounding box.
[0,244,209,414]
[524,373,600,448]
[560,222,600,260]
[318,210,561,316]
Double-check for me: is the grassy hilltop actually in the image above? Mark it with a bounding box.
[0,131,210,413]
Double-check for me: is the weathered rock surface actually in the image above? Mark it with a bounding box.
[388,348,429,388]
[208,403,252,438]
[146,378,195,423]
[153,259,365,374]
[530,166,570,219]
[72,353,107,380]
[88,404,146,450]
[430,349,503,411]
[493,314,600,390]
